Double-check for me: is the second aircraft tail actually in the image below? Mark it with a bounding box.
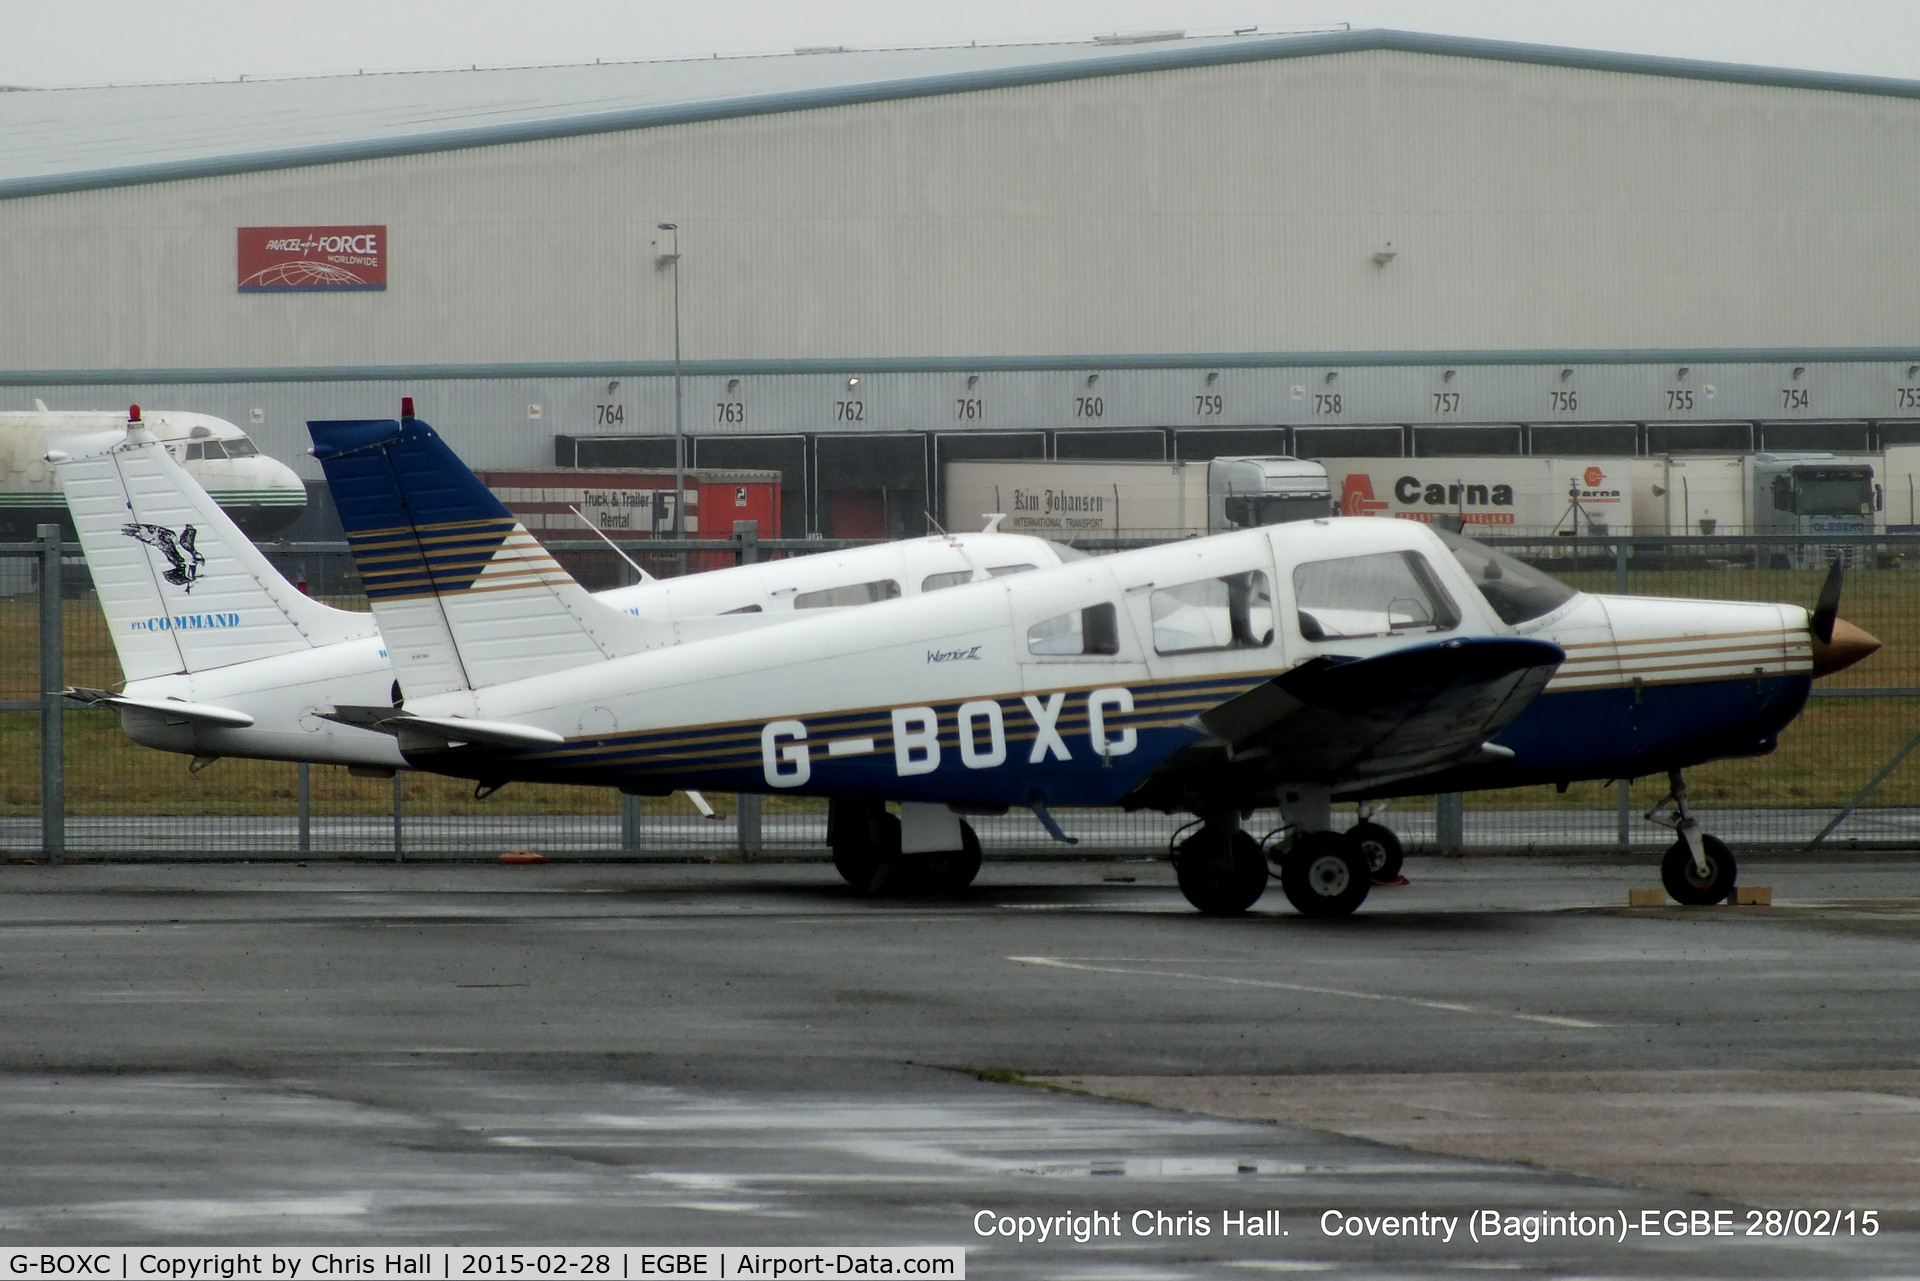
[310,408,713,700]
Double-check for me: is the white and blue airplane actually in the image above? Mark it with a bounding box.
[50,414,1079,826]
[302,409,1880,916]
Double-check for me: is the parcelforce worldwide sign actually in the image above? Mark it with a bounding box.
[237,226,386,291]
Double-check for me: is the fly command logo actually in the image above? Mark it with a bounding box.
[238,226,387,291]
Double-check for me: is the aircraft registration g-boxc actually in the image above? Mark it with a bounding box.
[49,409,1078,801]
[293,405,1881,916]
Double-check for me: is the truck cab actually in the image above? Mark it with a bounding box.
[1750,452,1878,568]
[1208,456,1333,531]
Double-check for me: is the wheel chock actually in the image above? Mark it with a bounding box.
[499,849,547,864]
[1730,885,1772,906]
[1372,875,1409,887]
[1628,887,1668,907]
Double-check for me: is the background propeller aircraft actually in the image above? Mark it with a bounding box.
[50,414,1076,784]
[307,410,1881,915]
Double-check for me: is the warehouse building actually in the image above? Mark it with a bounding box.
[3,28,1919,539]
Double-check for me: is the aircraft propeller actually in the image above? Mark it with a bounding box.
[1807,557,1881,677]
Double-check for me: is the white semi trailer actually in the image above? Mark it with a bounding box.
[941,456,1331,538]
[1317,457,1636,537]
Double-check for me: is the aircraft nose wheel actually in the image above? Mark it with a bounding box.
[1661,834,1737,906]
[1349,821,1404,882]
[1174,823,1270,916]
[1278,831,1372,918]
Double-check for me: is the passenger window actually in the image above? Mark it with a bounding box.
[1027,602,1121,656]
[1151,571,1274,654]
[987,563,1038,577]
[1294,552,1461,641]
[793,579,901,609]
[920,570,974,593]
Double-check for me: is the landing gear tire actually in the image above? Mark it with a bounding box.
[831,807,899,894]
[1279,831,1372,919]
[1350,821,1404,882]
[919,821,983,895]
[1175,827,1269,916]
[1661,835,1737,906]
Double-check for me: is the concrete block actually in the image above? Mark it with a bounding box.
[1731,885,1772,906]
[1628,887,1668,907]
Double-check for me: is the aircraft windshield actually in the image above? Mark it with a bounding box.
[1221,494,1332,529]
[1793,471,1873,516]
[1435,529,1577,626]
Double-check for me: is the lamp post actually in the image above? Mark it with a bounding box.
[655,223,685,544]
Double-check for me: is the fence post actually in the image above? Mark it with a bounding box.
[1614,538,1631,849]
[621,792,643,853]
[733,520,763,860]
[37,524,63,863]
[297,762,312,853]
[1435,792,1464,855]
[392,772,404,863]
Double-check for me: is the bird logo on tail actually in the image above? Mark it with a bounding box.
[123,523,206,592]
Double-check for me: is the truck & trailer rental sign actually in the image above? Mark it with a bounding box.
[238,226,386,291]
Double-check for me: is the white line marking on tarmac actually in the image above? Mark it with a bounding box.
[1009,957,1604,1028]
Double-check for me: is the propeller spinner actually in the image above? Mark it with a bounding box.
[1808,559,1881,677]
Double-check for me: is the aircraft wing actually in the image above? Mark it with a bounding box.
[64,686,256,728]
[321,704,565,751]
[1190,636,1564,785]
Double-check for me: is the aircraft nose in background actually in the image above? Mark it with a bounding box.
[1811,617,1881,677]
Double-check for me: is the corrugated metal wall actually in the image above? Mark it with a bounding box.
[4,48,1920,372]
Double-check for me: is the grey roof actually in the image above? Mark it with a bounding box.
[7,28,1920,201]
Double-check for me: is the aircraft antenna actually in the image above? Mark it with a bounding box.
[568,506,656,582]
[924,510,947,535]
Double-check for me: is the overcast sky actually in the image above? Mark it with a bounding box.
[4,0,1917,88]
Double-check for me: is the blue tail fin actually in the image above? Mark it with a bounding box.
[310,412,628,697]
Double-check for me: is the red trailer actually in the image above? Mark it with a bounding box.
[475,467,782,577]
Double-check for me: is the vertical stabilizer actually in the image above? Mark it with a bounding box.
[309,413,647,697]
[54,427,377,680]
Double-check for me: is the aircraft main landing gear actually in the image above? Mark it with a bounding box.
[1174,816,1269,916]
[1646,770,1738,905]
[1349,820,1405,883]
[1276,831,1372,918]
[828,799,982,895]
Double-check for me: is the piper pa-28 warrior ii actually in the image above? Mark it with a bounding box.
[50,410,1077,791]
[304,408,1880,916]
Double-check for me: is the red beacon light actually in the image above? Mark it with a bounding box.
[128,404,142,422]
[401,396,415,418]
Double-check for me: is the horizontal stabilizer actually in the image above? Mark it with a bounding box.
[1193,636,1563,783]
[321,704,566,751]
[65,686,256,728]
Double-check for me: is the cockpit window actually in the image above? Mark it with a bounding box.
[224,437,259,457]
[1294,552,1461,641]
[1434,529,1577,625]
[987,563,1037,577]
[1151,571,1274,654]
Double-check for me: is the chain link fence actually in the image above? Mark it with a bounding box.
[5,529,1917,862]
